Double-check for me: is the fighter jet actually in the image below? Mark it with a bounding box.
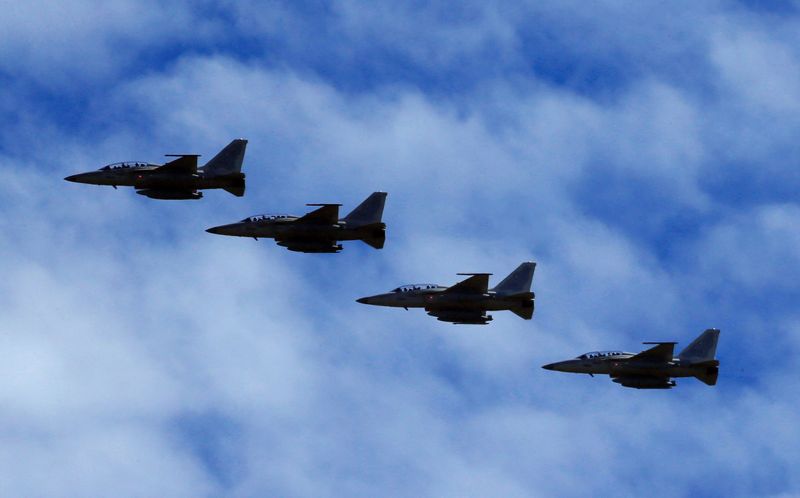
[64,139,248,199]
[356,262,536,324]
[542,328,720,389]
[206,192,387,253]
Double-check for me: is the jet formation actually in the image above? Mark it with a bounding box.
[542,328,720,389]
[65,139,248,199]
[64,138,721,389]
[357,262,536,325]
[206,192,387,253]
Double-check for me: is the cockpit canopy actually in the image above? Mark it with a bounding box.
[99,161,154,170]
[577,351,625,360]
[241,214,293,223]
[391,284,445,293]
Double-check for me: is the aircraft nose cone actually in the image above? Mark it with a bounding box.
[206,226,222,235]
[356,297,371,305]
[542,363,556,371]
[65,173,93,184]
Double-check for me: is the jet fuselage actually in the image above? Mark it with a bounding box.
[542,355,717,379]
[206,192,388,253]
[65,165,245,195]
[542,329,722,389]
[65,139,249,199]
[206,217,384,243]
[357,262,537,324]
[357,287,535,312]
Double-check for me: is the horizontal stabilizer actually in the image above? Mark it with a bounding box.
[360,225,386,250]
[223,183,245,197]
[510,302,534,320]
[694,365,719,386]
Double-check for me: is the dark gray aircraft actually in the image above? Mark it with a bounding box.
[64,139,248,199]
[206,192,387,253]
[542,328,720,389]
[356,262,536,324]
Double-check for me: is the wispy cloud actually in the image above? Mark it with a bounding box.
[1,1,800,497]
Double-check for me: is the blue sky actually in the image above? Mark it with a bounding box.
[2,1,800,497]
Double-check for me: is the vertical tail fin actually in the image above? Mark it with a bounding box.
[678,329,720,362]
[203,139,248,176]
[491,262,536,295]
[343,192,387,227]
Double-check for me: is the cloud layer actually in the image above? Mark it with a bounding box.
[2,1,800,497]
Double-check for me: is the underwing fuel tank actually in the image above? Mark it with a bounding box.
[612,377,676,389]
[277,241,343,253]
[136,189,203,200]
[428,310,493,325]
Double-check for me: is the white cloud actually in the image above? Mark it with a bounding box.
[0,0,223,87]
[2,1,800,497]
[711,17,800,115]
[689,204,800,290]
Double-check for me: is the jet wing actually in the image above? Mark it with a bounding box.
[157,155,199,174]
[442,274,490,294]
[294,204,340,225]
[628,342,676,362]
